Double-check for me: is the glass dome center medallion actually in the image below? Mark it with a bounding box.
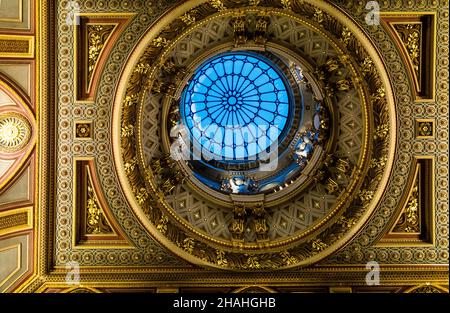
[181,52,292,162]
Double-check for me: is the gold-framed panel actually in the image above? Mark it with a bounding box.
[0,35,34,58]
[0,206,32,236]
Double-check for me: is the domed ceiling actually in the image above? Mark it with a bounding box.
[115,2,396,270]
[0,0,448,293]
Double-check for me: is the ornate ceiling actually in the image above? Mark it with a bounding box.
[0,0,448,293]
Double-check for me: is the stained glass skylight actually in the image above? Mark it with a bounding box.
[180,52,291,161]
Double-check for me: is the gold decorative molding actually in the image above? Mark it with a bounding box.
[152,36,171,48]
[381,13,436,101]
[149,155,185,194]
[249,0,261,6]
[405,284,449,293]
[73,159,129,247]
[380,157,434,246]
[86,24,116,92]
[63,286,102,293]
[233,286,276,293]
[0,39,28,53]
[281,0,291,10]
[329,287,352,293]
[86,174,112,235]
[209,0,226,11]
[0,207,32,237]
[179,11,196,26]
[254,12,269,45]
[156,288,179,293]
[392,177,419,233]
[0,35,34,58]
[30,264,450,293]
[73,14,135,102]
[0,212,27,229]
[392,23,421,82]
[77,160,113,236]
[232,13,247,46]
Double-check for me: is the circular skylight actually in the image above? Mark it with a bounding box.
[180,52,291,162]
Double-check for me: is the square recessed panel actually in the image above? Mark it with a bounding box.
[0,0,22,22]
[415,119,435,139]
[0,0,30,30]
[75,122,93,139]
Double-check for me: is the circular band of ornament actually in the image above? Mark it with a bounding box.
[138,19,357,249]
[0,112,32,153]
[113,0,396,270]
[157,43,332,205]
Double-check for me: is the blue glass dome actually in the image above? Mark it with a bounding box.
[180,52,291,162]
